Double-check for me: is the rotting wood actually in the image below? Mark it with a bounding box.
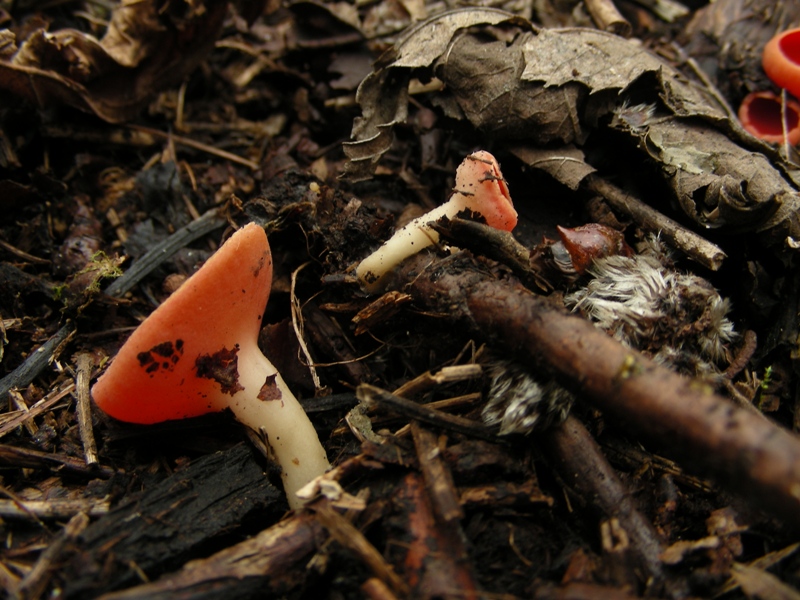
[96,511,325,600]
[61,444,283,599]
[303,302,375,386]
[352,291,413,336]
[395,472,480,599]
[398,251,800,527]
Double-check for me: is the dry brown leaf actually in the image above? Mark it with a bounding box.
[0,0,260,123]
[508,145,595,191]
[342,9,800,240]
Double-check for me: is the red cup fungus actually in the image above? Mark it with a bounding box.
[356,150,518,292]
[738,90,800,146]
[91,223,330,509]
[763,28,800,101]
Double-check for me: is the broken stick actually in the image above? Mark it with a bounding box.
[399,252,800,527]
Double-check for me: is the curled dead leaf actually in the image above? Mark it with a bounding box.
[0,0,261,123]
[342,9,800,239]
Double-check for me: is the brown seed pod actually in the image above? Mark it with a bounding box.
[556,223,632,274]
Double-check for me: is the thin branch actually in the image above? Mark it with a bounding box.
[399,252,800,527]
[543,415,668,589]
[584,174,726,271]
[73,353,99,466]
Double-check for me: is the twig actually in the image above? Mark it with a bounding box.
[126,124,260,170]
[73,353,99,466]
[584,0,631,37]
[399,252,800,527]
[534,581,644,600]
[0,499,108,519]
[0,382,76,440]
[314,502,410,597]
[290,263,323,392]
[584,174,726,270]
[0,238,50,264]
[396,472,480,599]
[543,415,666,588]
[362,578,400,600]
[0,561,20,596]
[393,364,483,399]
[629,0,688,22]
[0,443,114,478]
[356,384,499,443]
[103,207,227,298]
[410,422,464,523]
[725,330,758,379]
[14,513,90,600]
[8,390,37,436]
[0,326,76,403]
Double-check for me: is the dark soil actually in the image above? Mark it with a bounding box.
[2,1,800,598]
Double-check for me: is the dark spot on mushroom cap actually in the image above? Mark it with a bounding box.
[253,253,268,278]
[137,352,154,367]
[152,341,178,357]
[257,373,283,402]
[195,345,244,396]
[137,340,184,375]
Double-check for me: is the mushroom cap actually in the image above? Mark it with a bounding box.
[738,90,800,145]
[454,151,518,232]
[763,28,800,100]
[92,223,273,424]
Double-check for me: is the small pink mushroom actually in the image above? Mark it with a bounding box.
[92,223,330,509]
[356,151,517,292]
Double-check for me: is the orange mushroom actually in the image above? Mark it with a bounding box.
[92,223,330,509]
[356,151,517,292]
[738,90,800,145]
[763,28,800,100]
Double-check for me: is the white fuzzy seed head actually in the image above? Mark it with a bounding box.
[564,237,737,375]
[482,359,575,435]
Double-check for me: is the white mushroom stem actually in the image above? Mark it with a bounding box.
[356,151,517,293]
[226,347,330,510]
[356,200,461,292]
